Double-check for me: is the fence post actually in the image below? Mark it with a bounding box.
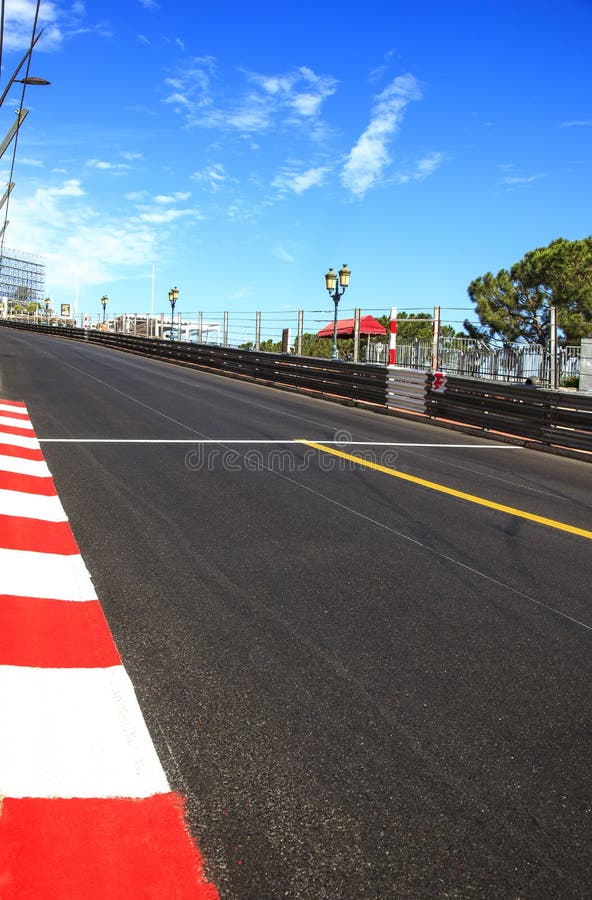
[223,311,229,347]
[549,305,558,390]
[198,311,203,344]
[159,312,164,338]
[255,311,261,350]
[353,307,361,362]
[297,309,303,356]
[389,307,397,366]
[432,306,441,370]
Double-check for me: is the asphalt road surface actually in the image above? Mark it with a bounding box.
[2,327,592,899]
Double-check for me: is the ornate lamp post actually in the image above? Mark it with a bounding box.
[100,294,108,325]
[325,264,351,360]
[168,286,179,340]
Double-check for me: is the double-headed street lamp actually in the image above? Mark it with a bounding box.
[325,264,351,360]
[168,286,179,340]
[101,294,108,324]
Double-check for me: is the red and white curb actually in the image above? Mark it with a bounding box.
[0,400,219,898]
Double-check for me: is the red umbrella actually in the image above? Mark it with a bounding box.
[317,315,386,338]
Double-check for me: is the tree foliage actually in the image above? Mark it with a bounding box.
[465,236,592,346]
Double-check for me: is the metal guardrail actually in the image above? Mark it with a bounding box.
[0,321,387,406]
[425,375,592,452]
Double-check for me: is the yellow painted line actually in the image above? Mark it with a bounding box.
[298,440,592,541]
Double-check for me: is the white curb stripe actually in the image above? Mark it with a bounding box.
[0,402,26,414]
[0,431,40,449]
[0,414,33,430]
[0,547,97,600]
[0,487,67,521]
[0,665,170,798]
[0,454,51,477]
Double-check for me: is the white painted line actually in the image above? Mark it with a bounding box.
[0,431,40,449]
[0,548,97,601]
[0,664,170,799]
[0,454,51,477]
[0,414,33,430]
[38,438,523,448]
[0,487,67,521]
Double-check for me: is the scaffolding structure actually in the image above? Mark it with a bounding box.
[0,246,45,310]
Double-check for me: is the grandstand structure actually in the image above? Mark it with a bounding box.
[0,247,46,312]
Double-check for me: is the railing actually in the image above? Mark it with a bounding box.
[367,337,581,387]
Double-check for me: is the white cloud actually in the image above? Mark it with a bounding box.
[86,158,131,171]
[165,61,337,138]
[3,0,89,52]
[341,73,422,197]
[3,177,200,295]
[273,165,329,195]
[191,163,229,192]
[138,0,159,8]
[393,152,443,184]
[138,208,202,223]
[18,157,44,168]
[560,120,592,127]
[154,191,192,204]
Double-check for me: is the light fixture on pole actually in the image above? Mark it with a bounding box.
[325,264,351,361]
[101,294,108,324]
[168,286,179,340]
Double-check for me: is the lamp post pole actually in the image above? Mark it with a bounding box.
[168,286,179,340]
[325,264,351,361]
[101,294,108,325]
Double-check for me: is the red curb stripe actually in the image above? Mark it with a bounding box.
[0,410,31,421]
[0,596,121,667]
[0,514,78,555]
[0,470,57,495]
[0,794,219,899]
[0,399,25,407]
[0,423,35,438]
[0,443,44,460]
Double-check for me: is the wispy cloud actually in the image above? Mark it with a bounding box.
[138,0,159,9]
[498,163,546,188]
[3,0,94,52]
[272,165,329,195]
[191,163,230,192]
[392,152,443,184]
[341,74,422,197]
[560,120,592,128]
[273,245,295,263]
[86,158,132,171]
[164,61,337,138]
[154,191,191,204]
[18,157,44,168]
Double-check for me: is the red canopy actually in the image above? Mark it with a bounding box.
[317,315,386,338]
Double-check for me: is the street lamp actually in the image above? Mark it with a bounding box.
[325,263,351,360]
[168,286,179,340]
[44,297,50,322]
[101,294,108,325]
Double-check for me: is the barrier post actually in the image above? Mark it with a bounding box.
[388,307,397,366]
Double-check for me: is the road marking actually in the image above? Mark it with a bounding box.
[299,440,592,541]
[38,437,522,447]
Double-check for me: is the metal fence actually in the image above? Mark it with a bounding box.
[367,337,581,386]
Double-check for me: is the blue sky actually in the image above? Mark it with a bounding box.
[1,0,591,337]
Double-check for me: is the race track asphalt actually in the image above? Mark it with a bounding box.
[2,327,592,898]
